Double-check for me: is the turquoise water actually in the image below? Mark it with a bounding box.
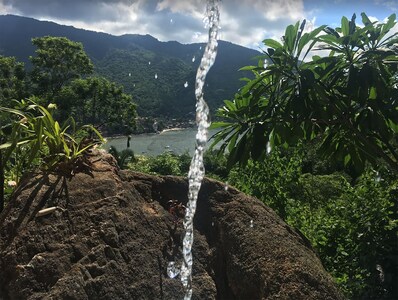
[103,128,219,156]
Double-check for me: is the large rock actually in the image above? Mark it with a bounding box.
[0,151,343,299]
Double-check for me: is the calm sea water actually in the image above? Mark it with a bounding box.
[103,128,219,156]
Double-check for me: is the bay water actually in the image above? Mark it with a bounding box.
[103,128,219,156]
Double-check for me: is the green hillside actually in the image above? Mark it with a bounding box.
[0,14,260,120]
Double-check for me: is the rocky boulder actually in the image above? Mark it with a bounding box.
[0,151,343,299]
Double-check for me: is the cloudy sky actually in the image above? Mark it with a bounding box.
[0,0,397,49]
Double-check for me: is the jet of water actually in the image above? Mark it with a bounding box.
[180,1,220,299]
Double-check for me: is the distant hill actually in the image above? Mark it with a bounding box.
[0,14,261,119]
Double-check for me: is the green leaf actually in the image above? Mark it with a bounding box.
[388,120,398,133]
[369,86,377,100]
[284,23,298,53]
[344,154,351,166]
[239,65,260,71]
[228,132,239,153]
[382,13,397,36]
[294,19,306,53]
[209,122,231,129]
[223,100,237,111]
[341,16,350,36]
[361,12,372,26]
[263,39,283,49]
[349,13,356,35]
[298,25,326,59]
[324,27,340,38]
[0,142,13,150]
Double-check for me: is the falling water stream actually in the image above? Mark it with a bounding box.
[166,1,220,299]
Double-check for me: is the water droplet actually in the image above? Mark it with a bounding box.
[184,81,189,88]
[199,46,202,50]
[133,84,136,87]
[170,18,173,24]
[211,221,214,227]
[128,73,131,77]
[192,56,196,63]
[250,220,254,228]
[155,73,158,79]
[148,61,151,65]
[224,182,229,191]
[167,261,180,279]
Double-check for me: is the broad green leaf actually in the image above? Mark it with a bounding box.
[349,13,356,35]
[284,23,298,53]
[227,132,239,153]
[341,16,349,36]
[298,25,326,59]
[323,27,340,38]
[381,13,397,37]
[263,39,283,49]
[294,19,306,54]
[361,12,372,26]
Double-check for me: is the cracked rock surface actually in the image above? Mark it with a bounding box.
[0,151,343,299]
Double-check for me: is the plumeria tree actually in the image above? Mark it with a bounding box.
[212,13,398,174]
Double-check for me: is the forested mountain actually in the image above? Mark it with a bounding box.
[0,14,260,119]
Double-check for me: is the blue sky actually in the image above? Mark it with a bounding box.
[0,0,397,49]
[304,0,397,27]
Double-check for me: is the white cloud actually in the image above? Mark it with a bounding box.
[0,0,311,48]
[0,1,16,14]
[374,0,398,12]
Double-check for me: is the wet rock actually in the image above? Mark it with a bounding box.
[0,151,343,299]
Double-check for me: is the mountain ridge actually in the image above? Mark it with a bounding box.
[0,14,261,119]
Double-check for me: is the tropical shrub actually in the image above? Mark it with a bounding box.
[288,169,397,299]
[108,146,135,170]
[226,146,397,299]
[130,152,190,176]
[212,13,398,174]
[203,150,229,181]
[0,99,103,211]
[228,147,302,220]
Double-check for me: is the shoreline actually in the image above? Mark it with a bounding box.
[159,127,187,133]
[103,126,195,139]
